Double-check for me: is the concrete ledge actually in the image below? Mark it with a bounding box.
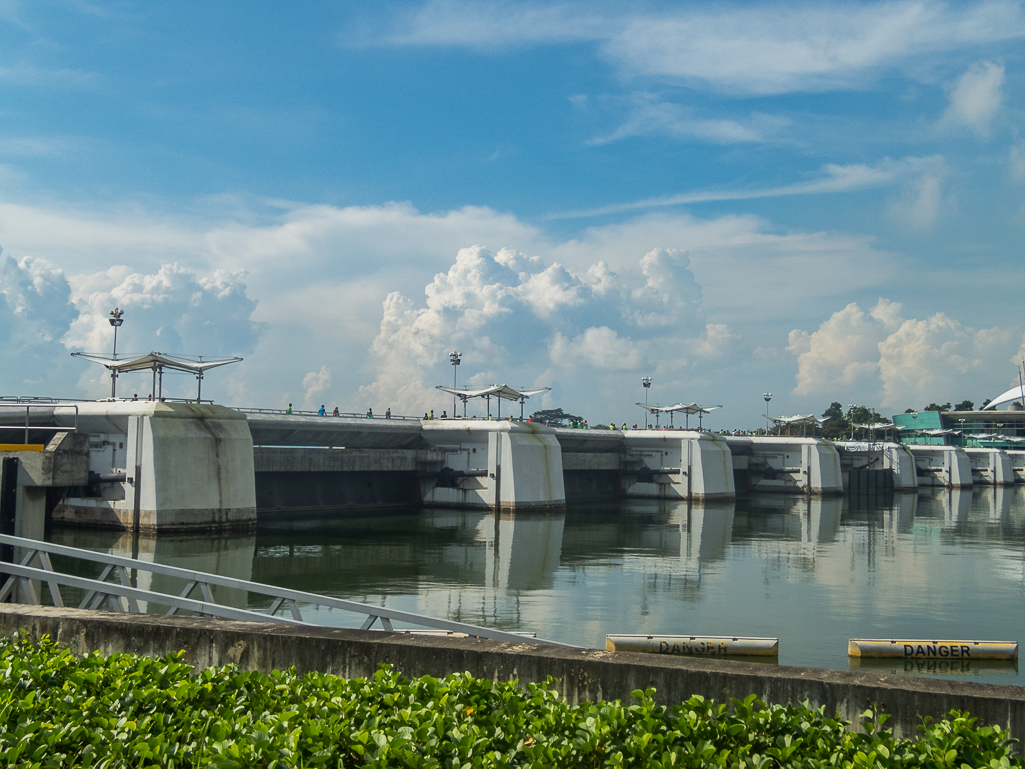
[3,605,1025,741]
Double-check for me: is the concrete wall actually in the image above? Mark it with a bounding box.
[5,605,1025,742]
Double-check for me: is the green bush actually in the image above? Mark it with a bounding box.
[0,633,1018,768]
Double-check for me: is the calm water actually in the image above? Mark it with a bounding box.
[50,486,1025,684]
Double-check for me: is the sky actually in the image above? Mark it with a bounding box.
[1,0,1025,427]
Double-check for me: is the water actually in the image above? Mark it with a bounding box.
[50,486,1025,684]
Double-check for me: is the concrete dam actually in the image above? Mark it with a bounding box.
[3,400,1018,532]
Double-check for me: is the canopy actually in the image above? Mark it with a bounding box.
[770,414,823,426]
[436,384,549,402]
[72,351,243,400]
[982,385,1025,411]
[635,402,720,415]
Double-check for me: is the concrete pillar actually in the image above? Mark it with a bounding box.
[728,437,842,495]
[621,431,735,500]
[908,446,972,488]
[54,403,256,531]
[965,448,1014,486]
[421,421,565,511]
[882,443,918,490]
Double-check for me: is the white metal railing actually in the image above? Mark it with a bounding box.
[0,404,78,445]
[0,535,569,646]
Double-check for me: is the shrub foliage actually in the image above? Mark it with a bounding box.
[0,633,1019,768]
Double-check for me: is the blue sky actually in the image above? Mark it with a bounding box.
[1,0,1025,426]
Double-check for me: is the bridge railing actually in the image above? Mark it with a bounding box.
[234,407,423,421]
[0,404,78,444]
[0,535,568,646]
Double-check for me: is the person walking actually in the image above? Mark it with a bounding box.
[332,406,339,416]
[286,403,292,414]
[385,408,391,419]
[367,408,373,418]
[318,405,326,416]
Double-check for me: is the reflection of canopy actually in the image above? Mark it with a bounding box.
[983,385,1025,410]
[436,384,549,402]
[635,402,720,415]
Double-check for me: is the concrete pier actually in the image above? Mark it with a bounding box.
[966,448,1015,486]
[907,445,973,488]
[724,436,843,495]
[49,402,257,531]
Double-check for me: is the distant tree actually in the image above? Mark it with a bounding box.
[982,398,992,408]
[954,399,975,411]
[904,408,916,413]
[822,402,845,421]
[530,408,583,426]
[925,402,951,412]
[821,402,848,439]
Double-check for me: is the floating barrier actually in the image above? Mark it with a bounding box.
[848,639,1018,661]
[606,634,779,656]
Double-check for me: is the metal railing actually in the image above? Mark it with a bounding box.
[0,535,569,646]
[234,407,422,421]
[0,404,78,445]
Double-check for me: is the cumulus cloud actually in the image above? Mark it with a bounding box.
[360,245,726,414]
[302,367,332,411]
[939,60,1005,138]
[0,252,78,391]
[790,299,1019,409]
[66,263,260,360]
[375,1,1025,95]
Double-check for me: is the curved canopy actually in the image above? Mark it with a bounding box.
[982,385,1025,411]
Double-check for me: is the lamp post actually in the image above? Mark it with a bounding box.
[108,308,124,399]
[449,351,461,418]
[642,376,652,428]
[762,392,771,434]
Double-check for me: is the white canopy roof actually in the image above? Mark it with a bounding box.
[635,402,721,415]
[435,384,550,402]
[72,351,242,375]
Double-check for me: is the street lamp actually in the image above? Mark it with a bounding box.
[762,392,771,434]
[642,376,652,428]
[108,307,124,399]
[449,351,461,418]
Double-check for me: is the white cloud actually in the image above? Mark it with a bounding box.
[0,252,78,391]
[939,60,1005,137]
[790,299,1019,409]
[1010,140,1025,182]
[886,171,946,230]
[359,245,717,414]
[302,367,332,411]
[0,195,901,421]
[376,1,1025,95]
[588,95,788,145]
[549,156,941,219]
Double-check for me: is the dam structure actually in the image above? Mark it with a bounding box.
[0,399,856,531]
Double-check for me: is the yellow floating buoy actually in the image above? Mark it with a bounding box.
[606,634,778,656]
[848,639,1018,660]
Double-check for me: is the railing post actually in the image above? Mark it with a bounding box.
[0,458,18,568]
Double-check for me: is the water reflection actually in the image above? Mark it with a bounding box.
[48,486,1025,685]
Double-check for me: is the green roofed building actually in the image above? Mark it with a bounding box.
[892,385,1025,449]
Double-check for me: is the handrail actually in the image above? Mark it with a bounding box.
[234,407,422,421]
[0,404,78,444]
[0,535,571,646]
